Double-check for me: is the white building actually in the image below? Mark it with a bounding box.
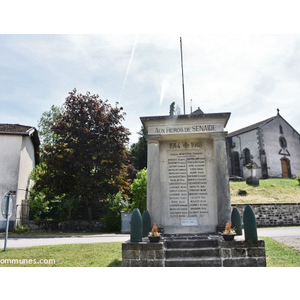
[226,110,300,180]
[0,124,40,231]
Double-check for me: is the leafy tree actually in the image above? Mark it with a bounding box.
[130,127,147,170]
[37,104,63,150]
[131,168,147,212]
[32,89,131,221]
[101,192,130,232]
[29,163,50,221]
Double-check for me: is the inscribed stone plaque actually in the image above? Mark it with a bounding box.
[181,217,198,226]
[168,150,208,217]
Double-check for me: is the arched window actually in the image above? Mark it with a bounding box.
[242,148,251,165]
[279,137,287,148]
[245,149,251,164]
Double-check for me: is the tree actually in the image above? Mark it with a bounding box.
[37,105,63,150]
[130,127,147,170]
[131,168,147,213]
[33,89,131,221]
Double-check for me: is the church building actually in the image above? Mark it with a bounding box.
[226,109,300,180]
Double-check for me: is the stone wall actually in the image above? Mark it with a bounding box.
[232,203,300,226]
[220,240,266,267]
[28,220,105,232]
[122,241,164,267]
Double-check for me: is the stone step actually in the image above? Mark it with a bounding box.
[164,239,219,249]
[163,237,221,267]
[165,257,222,267]
[165,247,220,259]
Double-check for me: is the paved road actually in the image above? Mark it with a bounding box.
[258,226,300,252]
[257,226,300,238]
[1,227,299,249]
[0,233,130,248]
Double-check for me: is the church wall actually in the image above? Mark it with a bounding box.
[262,116,300,178]
[230,130,262,179]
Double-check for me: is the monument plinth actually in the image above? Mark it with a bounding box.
[141,109,231,234]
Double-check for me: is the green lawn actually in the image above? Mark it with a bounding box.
[262,237,300,267]
[230,178,300,204]
[1,238,299,267]
[0,242,122,267]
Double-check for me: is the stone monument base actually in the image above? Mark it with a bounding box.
[122,235,266,267]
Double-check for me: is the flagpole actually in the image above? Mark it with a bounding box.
[180,37,186,115]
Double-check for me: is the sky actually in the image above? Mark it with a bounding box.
[1,3,300,146]
[1,34,300,145]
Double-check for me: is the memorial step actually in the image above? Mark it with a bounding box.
[164,237,221,267]
[165,247,220,259]
[164,238,219,249]
[165,257,222,267]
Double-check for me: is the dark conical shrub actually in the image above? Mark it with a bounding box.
[243,205,258,241]
[231,207,242,235]
[142,210,151,237]
[130,208,142,242]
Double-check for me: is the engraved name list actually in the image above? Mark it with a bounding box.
[168,150,208,217]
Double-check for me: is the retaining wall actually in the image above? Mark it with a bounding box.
[232,203,300,226]
[28,220,105,231]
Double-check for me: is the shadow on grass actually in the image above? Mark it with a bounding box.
[107,259,122,267]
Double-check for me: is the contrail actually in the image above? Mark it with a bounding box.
[118,35,139,102]
[159,79,166,106]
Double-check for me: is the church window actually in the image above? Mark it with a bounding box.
[242,148,251,165]
[245,149,251,164]
[279,137,287,148]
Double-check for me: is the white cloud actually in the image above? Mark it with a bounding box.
[1,34,300,144]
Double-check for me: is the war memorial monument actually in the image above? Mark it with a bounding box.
[122,109,266,267]
[141,108,231,234]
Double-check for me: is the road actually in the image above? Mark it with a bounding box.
[258,226,300,252]
[0,226,299,249]
[257,226,300,238]
[0,233,130,248]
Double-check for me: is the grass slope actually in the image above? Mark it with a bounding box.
[230,179,300,204]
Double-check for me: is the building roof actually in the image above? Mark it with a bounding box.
[227,112,300,138]
[0,123,40,164]
[190,107,205,116]
[0,123,36,133]
[227,117,276,138]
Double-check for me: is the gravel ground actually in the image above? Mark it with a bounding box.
[272,237,300,253]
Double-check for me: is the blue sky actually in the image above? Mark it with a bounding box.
[1,3,300,145]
